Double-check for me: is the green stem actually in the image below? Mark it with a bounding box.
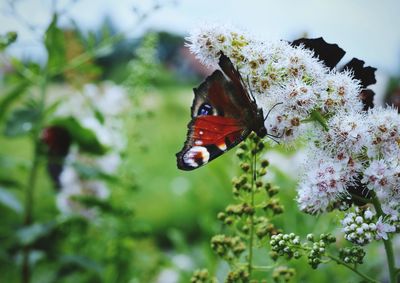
[252,265,275,271]
[372,196,397,283]
[247,147,256,276]
[349,193,372,204]
[21,77,47,283]
[306,109,329,131]
[327,255,380,283]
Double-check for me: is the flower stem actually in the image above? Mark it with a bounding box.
[349,193,372,204]
[21,77,47,283]
[371,195,397,283]
[309,109,329,131]
[327,255,380,283]
[247,149,256,276]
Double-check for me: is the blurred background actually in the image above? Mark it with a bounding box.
[0,0,399,282]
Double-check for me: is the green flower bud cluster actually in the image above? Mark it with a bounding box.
[190,269,216,283]
[339,246,366,264]
[254,216,279,239]
[306,233,336,269]
[208,134,285,281]
[272,266,296,283]
[270,233,302,260]
[270,232,337,270]
[211,234,246,261]
[226,266,249,283]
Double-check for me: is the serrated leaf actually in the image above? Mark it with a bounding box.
[16,222,56,245]
[50,117,107,154]
[0,187,22,213]
[4,107,39,137]
[45,14,66,72]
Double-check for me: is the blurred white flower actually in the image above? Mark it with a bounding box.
[172,254,194,271]
[96,153,122,174]
[54,81,130,151]
[82,82,129,116]
[156,269,179,283]
[57,164,110,219]
[53,81,130,217]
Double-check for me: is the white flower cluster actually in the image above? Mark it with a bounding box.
[187,24,362,142]
[54,82,129,218]
[188,24,400,241]
[297,148,356,213]
[298,107,400,215]
[56,153,111,218]
[342,207,396,245]
[55,81,129,151]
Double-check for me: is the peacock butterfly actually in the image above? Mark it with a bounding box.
[176,52,270,170]
[176,38,377,171]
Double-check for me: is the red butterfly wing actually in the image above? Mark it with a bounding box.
[177,116,249,170]
[177,54,261,170]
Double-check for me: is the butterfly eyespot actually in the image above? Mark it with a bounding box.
[198,103,213,116]
[199,131,204,135]
[183,146,210,168]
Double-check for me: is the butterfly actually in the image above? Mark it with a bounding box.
[176,52,272,171]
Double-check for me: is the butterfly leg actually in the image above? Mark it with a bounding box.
[265,134,281,144]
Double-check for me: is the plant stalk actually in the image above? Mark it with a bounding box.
[247,146,256,276]
[371,195,397,283]
[327,255,380,283]
[21,77,47,283]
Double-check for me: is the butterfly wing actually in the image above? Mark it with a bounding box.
[176,54,258,170]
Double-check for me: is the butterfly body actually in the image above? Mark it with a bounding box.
[176,53,266,170]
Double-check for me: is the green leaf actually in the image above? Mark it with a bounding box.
[59,255,102,275]
[45,14,66,72]
[0,81,30,121]
[71,195,131,216]
[4,107,39,137]
[16,222,56,245]
[0,175,21,188]
[94,109,105,124]
[73,162,116,181]
[0,31,17,51]
[50,117,107,154]
[0,187,22,213]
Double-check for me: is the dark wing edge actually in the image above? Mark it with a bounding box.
[291,37,345,70]
[291,37,377,110]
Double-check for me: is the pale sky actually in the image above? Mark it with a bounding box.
[1,0,399,77]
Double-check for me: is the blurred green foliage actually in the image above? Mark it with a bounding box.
[0,6,390,283]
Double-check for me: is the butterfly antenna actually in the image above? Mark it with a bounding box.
[264,102,283,122]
